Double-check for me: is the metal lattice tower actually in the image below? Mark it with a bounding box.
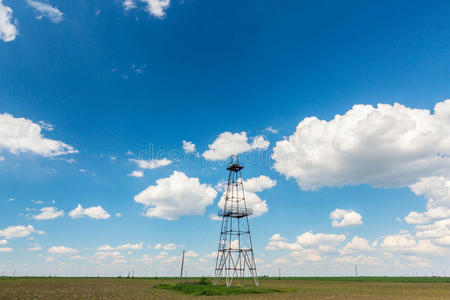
[213,155,258,287]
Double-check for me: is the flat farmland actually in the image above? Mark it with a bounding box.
[0,277,449,299]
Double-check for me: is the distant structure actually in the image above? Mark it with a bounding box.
[213,155,258,287]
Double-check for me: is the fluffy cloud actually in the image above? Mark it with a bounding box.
[48,246,78,254]
[182,140,196,153]
[415,218,450,239]
[0,247,13,252]
[69,204,110,219]
[0,113,76,157]
[203,132,269,160]
[405,176,450,224]
[340,236,374,254]
[140,0,170,18]
[0,0,17,42]
[244,175,277,193]
[0,225,43,239]
[217,175,276,218]
[26,0,63,23]
[130,158,171,169]
[330,209,363,227]
[134,171,217,220]
[33,207,64,220]
[296,232,346,248]
[380,231,445,255]
[97,242,143,251]
[128,170,144,177]
[0,239,6,245]
[272,100,450,190]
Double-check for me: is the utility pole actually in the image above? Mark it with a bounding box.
[278,268,281,280]
[355,265,358,277]
[180,250,185,282]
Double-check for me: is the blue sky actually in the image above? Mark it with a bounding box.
[1,0,450,277]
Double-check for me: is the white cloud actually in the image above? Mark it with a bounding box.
[0,239,6,245]
[98,242,143,251]
[266,232,346,252]
[153,243,162,250]
[182,140,196,153]
[405,176,450,224]
[31,200,44,205]
[380,231,445,255]
[33,207,64,220]
[48,246,79,255]
[415,218,450,239]
[330,209,363,227]
[243,175,277,193]
[163,243,176,250]
[0,0,17,42]
[184,250,199,257]
[0,113,76,157]
[0,225,43,239]
[296,232,346,248]
[69,204,110,219]
[203,132,269,160]
[0,156,4,161]
[26,0,63,23]
[115,213,122,217]
[123,0,137,11]
[140,0,170,18]
[0,247,13,252]
[272,100,450,190]
[265,126,278,134]
[340,236,374,254]
[130,158,172,169]
[134,171,217,220]
[128,170,144,177]
[7,198,14,202]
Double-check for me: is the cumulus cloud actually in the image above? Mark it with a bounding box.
[0,113,76,157]
[272,100,450,190]
[182,140,196,153]
[128,170,144,177]
[33,207,64,220]
[140,0,170,18]
[380,231,445,255]
[415,218,450,239]
[26,0,64,23]
[244,175,277,193]
[48,246,78,254]
[0,239,6,245]
[69,204,110,219]
[130,158,171,169]
[0,247,13,252]
[203,132,269,160]
[330,209,363,227]
[134,171,217,220]
[0,225,43,239]
[0,0,17,42]
[340,236,374,254]
[405,176,450,224]
[217,175,276,218]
